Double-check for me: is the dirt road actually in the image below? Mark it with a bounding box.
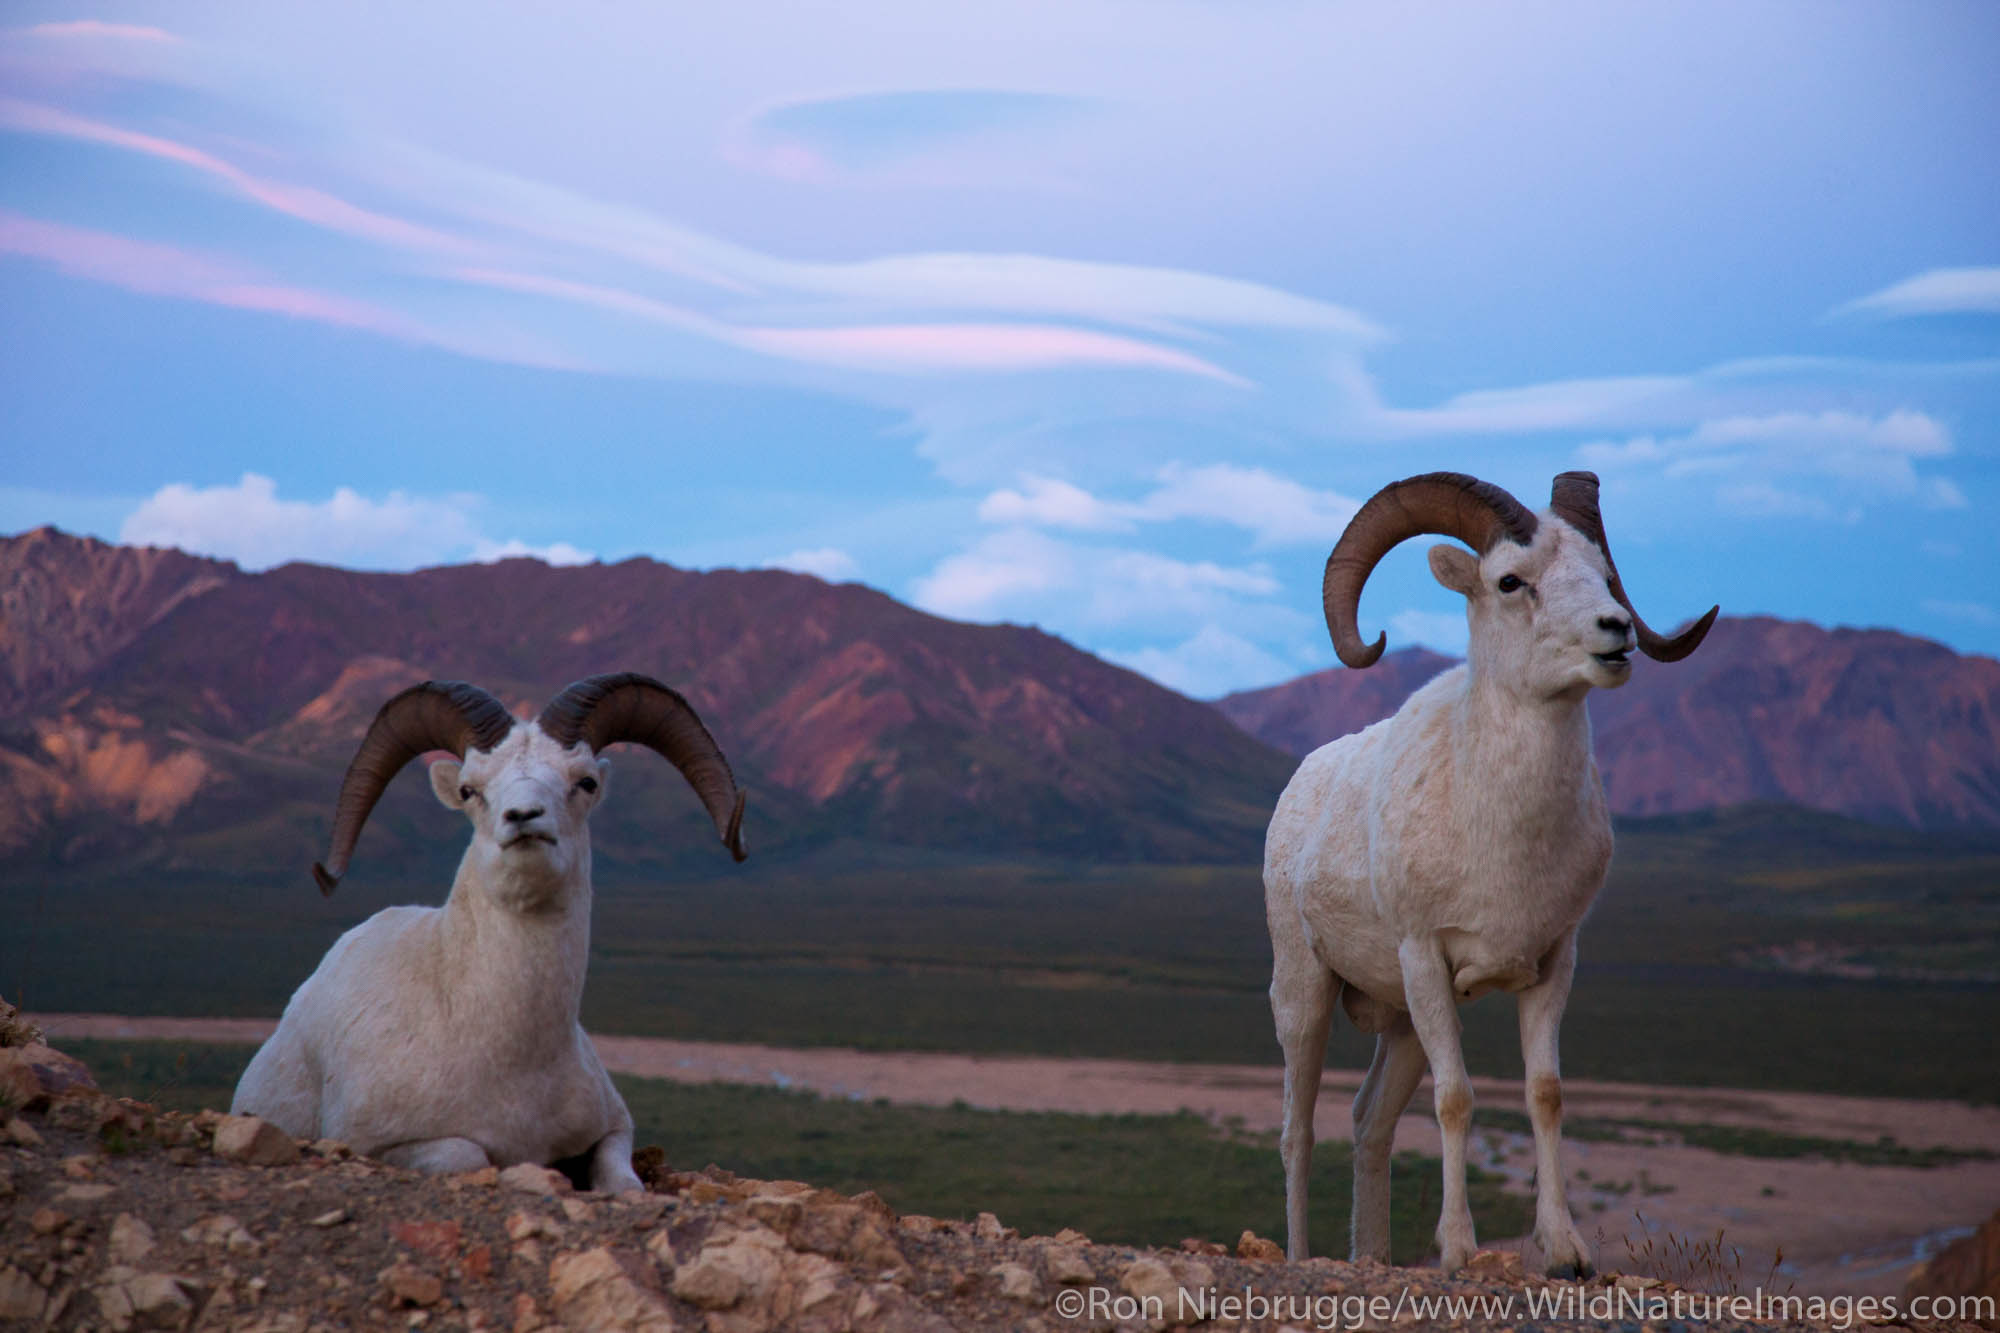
[30,1012,2000,1297]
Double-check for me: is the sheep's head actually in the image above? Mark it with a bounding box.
[425,724,608,903]
[1322,471,1718,698]
[311,673,748,896]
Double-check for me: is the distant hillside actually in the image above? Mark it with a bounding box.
[0,528,1296,873]
[1213,616,2000,829]
[1210,647,1458,759]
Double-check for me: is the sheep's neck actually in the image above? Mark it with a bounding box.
[435,854,593,1055]
[1453,670,1599,832]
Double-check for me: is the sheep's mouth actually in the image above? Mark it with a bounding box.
[1592,648,1631,668]
[503,832,557,849]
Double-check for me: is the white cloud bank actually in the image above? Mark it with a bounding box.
[1576,409,1966,516]
[977,464,1359,548]
[1102,624,1301,699]
[910,526,1285,632]
[119,474,593,571]
[767,547,860,581]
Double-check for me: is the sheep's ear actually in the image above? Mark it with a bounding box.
[1428,543,1480,596]
[588,757,611,804]
[429,758,466,809]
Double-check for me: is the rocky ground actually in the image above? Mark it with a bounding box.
[50,1013,2000,1299]
[1,1032,1988,1332]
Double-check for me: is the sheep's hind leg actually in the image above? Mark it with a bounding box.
[588,1125,644,1194]
[1348,1011,1426,1263]
[1398,936,1478,1271]
[1271,941,1338,1261]
[1518,929,1592,1279]
[377,1137,490,1174]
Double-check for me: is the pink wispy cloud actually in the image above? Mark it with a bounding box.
[0,98,468,257]
[456,266,1241,382]
[740,322,1249,383]
[0,209,432,342]
[455,267,714,333]
[19,20,181,43]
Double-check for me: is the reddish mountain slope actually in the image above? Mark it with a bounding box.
[1212,617,2000,829]
[0,530,1296,867]
[1211,647,1458,758]
[0,527,239,719]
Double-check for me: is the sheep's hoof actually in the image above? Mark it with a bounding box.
[1545,1259,1594,1281]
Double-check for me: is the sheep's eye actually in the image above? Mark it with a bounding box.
[1497,574,1525,593]
[458,785,475,802]
[576,776,599,794]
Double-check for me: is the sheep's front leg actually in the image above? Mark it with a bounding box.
[378,1137,491,1174]
[589,1125,644,1194]
[1518,930,1593,1279]
[1270,933,1338,1261]
[1398,936,1478,1271]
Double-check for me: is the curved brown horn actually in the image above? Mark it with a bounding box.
[313,681,516,895]
[1322,472,1541,668]
[1549,471,1718,662]
[538,672,747,862]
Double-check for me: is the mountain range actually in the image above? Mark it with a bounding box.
[1213,617,2000,829]
[0,527,1291,874]
[3,526,1997,886]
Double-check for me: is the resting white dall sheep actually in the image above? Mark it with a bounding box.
[1265,471,1716,1275]
[232,672,748,1192]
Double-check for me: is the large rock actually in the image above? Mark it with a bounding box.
[549,1248,677,1332]
[1905,1209,2000,1330]
[0,1041,98,1111]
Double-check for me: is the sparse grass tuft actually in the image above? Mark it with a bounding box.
[1617,1211,1793,1298]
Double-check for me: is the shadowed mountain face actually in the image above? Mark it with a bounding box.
[0,529,1297,871]
[1212,616,2000,830]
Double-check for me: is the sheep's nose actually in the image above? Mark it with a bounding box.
[1598,615,1631,638]
[503,805,545,826]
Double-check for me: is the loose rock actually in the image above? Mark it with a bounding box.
[549,1247,678,1332]
[212,1114,300,1166]
[992,1261,1041,1302]
[1237,1229,1285,1263]
[500,1163,570,1196]
[108,1213,156,1266]
[183,1213,261,1253]
[0,1266,45,1323]
[1041,1243,1095,1286]
[379,1259,444,1307]
[0,1041,98,1110]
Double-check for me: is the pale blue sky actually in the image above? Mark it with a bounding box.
[3,3,1996,695]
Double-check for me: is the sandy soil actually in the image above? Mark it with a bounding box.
[31,1012,2000,1299]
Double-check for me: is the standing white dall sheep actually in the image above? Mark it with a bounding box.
[232,672,747,1191]
[1264,471,1716,1274]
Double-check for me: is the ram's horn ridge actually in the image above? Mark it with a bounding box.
[1322,471,1541,669]
[314,680,516,894]
[538,672,748,861]
[1549,471,1718,662]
